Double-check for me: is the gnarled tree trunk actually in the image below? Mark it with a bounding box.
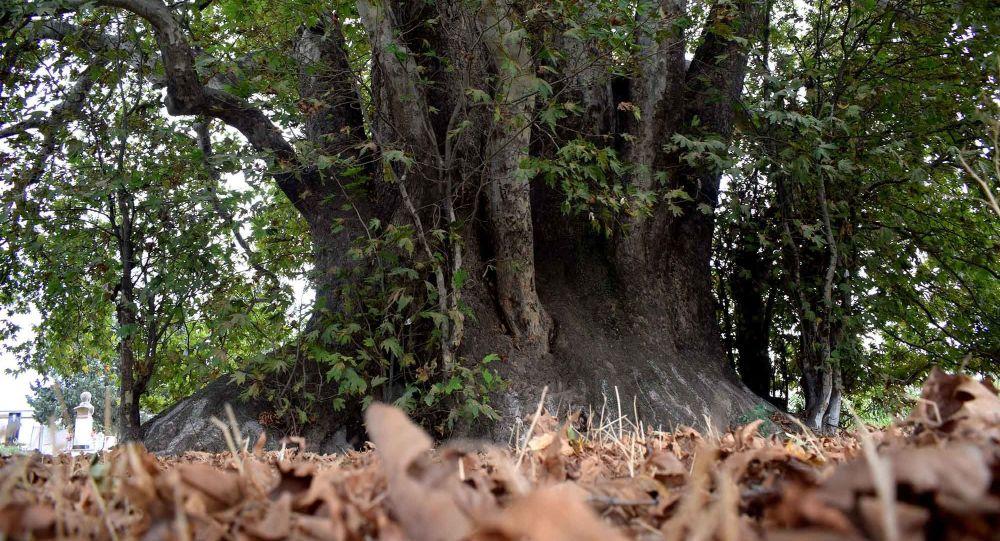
[23,0,772,453]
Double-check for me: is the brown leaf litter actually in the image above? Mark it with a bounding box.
[1,368,997,540]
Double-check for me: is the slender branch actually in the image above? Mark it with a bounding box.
[32,0,321,215]
[396,173,457,366]
[0,65,97,140]
[194,120,281,286]
[957,151,1000,218]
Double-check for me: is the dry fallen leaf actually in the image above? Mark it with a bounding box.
[645,448,687,486]
[471,483,628,541]
[244,491,292,540]
[176,463,243,510]
[910,367,1000,437]
[0,370,995,541]
[526,432,555,452]
[0,502,55,539]
[365,403,472,541]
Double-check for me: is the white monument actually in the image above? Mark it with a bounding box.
[72,391,94,450]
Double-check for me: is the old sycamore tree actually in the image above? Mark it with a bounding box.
[4,0,862,449]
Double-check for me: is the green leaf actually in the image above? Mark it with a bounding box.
[466,88,490,103]
[452,268,469,290]
[380,337,403,359]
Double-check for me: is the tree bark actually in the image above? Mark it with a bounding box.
[114,187,143,441]
[800,336,832,431]
[22,0,776,451]
[614,0,689,276]
[293,16,375,322]
[822,361,843,431]
[482,1,550,346]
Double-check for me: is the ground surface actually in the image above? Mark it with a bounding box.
[1,368,997,540]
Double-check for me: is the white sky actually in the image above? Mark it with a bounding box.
[1,311,41,411]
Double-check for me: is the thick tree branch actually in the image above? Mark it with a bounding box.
[66,0,321,216]
[678,0,766,206]
[631,0,689,190]
[358,0,439,162]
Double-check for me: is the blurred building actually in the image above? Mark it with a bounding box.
[1,409,115,454]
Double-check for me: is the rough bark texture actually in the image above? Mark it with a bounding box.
[295,16,375,323]
[25,0,774,452]
[482,2,551,346]
[114,185,143,442]
[142,378,353,455]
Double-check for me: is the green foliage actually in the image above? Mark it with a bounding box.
[735,403,778,436]
[715,0,1000,412]
[239,223,504,434]
[525,140,654,233]
[849,388,914,428]
[0,31,295,418]
[0,444,25,456]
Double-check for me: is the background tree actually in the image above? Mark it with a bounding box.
[28,358,118,433]
[0,9,293,440]
[716,0,999,430]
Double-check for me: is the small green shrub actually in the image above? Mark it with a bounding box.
[736,403,778,436]
[238,221,505,434]
[0,443,25,456]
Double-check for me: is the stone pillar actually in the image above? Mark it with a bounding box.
[72,391,95,450]
[4,412,21,445]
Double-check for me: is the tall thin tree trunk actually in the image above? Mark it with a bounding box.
[822,362,842,432]
[115,187,142,441]
[731,227,773,398]
[483,2,550,345]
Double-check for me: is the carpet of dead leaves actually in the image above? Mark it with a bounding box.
[1,368,998,541]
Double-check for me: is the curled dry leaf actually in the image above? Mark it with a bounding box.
[909,367,1000,437]
[365,402,472,541]
[815,443,997,514]
[644,447,686,487]
[253,432,268,457]
[0,370,995,541]
[471,483,628,541]
[526,432,555,452]
[736,419,766,450]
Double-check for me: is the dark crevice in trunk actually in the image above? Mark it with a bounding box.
[731,232,774,400]
[124,0,775,454]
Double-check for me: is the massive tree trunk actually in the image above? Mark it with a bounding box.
[25,0,771,453]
